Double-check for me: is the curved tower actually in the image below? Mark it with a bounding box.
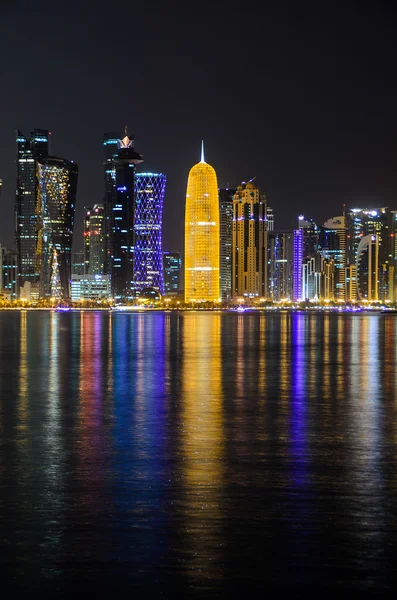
[184,144,220,302]
[134,172,166,295]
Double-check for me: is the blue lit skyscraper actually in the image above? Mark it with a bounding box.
[134,173,166,295]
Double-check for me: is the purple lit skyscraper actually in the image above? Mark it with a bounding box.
[293,228,303,301]
[134,173,166,295]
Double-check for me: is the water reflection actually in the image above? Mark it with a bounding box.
[181,313,224,586]
[0,311,396,592]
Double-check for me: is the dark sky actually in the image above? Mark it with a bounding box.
[1,0,397,253]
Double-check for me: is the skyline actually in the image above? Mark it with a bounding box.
[1,1,397,253]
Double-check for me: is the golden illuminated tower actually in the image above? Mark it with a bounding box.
[184,143,220,302]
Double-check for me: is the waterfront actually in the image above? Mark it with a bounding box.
[1,311,397,595]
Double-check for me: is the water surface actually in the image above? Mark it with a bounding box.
[0,311,397,595]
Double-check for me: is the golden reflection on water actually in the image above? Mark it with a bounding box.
[181,313,224,584]
[17,311,28,434]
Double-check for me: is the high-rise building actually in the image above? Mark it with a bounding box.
[268,232,293,300]
[15,129,49,291]
[302,255,335,301]
[103,132,119,274]
[293,228,303,301]
[0,245,18,299]
[319,216,346,300]
[345,265,357,301]
[266,205,275,231]
[232,181,267,299]
[84,204,105,275]
[163,251,181,296]
[347,208,390,300]
[134,173,166,295]
[356,234,379,301]
[36,157,78,299]
[185,144,220,303]
[108,129,143,300]
[219,187,236,302]
[72,251,85,276]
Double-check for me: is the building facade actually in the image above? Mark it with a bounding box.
[84,204,105,275]
[184,145,220,302]
[0,246,18,299]
[71,274,111,301]
[15,129,49,291]
[232,182,267,299]
[134,173,166,295]
[267,231,293,300]
[356,234,379,301]
[219,188,236,302]
[163,251,181,296]
[36,157,78,299]
[319,216,346,300]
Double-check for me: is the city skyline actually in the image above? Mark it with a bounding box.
[1,2,397,254]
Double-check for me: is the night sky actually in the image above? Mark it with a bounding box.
[1,0,397,254]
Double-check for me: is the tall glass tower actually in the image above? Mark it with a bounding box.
[219,188,236,302]
[103,132,119,274]
[15,129,49,290]
[84,204,105,275]
[184,144,220,303]
[111,130,143,299]
[36,157,78,299]
[134,173,166,295]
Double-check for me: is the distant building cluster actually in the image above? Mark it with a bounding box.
[0,129,395,304]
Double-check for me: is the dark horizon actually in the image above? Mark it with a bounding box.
[1,0,397,254]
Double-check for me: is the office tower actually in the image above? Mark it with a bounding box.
[84,204,105,275]
[36,157,78,299]
[347,208,390,300]
[232,181,267,299]
[356,235,379,301]
[185,144,220,302]
[268,232,293,300]
[108,129,143,300]
[0,245,18,299]
[103,132,119,273]
[266,205,275,231]
[72,251,85,275]
[134,173,166,295]
[219,187,236,302]
[302,255,335,300]
[345,265,357,301]
[15,129,49,291]
[293,229,303,301]
[319,216,346,300]
[298,215,319,258]
[163,251,181,296]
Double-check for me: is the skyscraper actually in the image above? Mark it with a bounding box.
[232,181,267,299]
[103,132,119,274]
[293,228,303,301]
[268,231,293,300]
[84,204,105,275]
[219,187,236,302]
[319,216,346,300]
[110,129,143,299]
[36,157,78,299]
[356,234,379,301]
[0,245,18,299]
[134,173,166,295]
[15,129,49,291]
[163,251,181,296]
[184,144,220,303]
[347,208,390,300]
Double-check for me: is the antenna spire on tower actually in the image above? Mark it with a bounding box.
[200,140,205,163]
